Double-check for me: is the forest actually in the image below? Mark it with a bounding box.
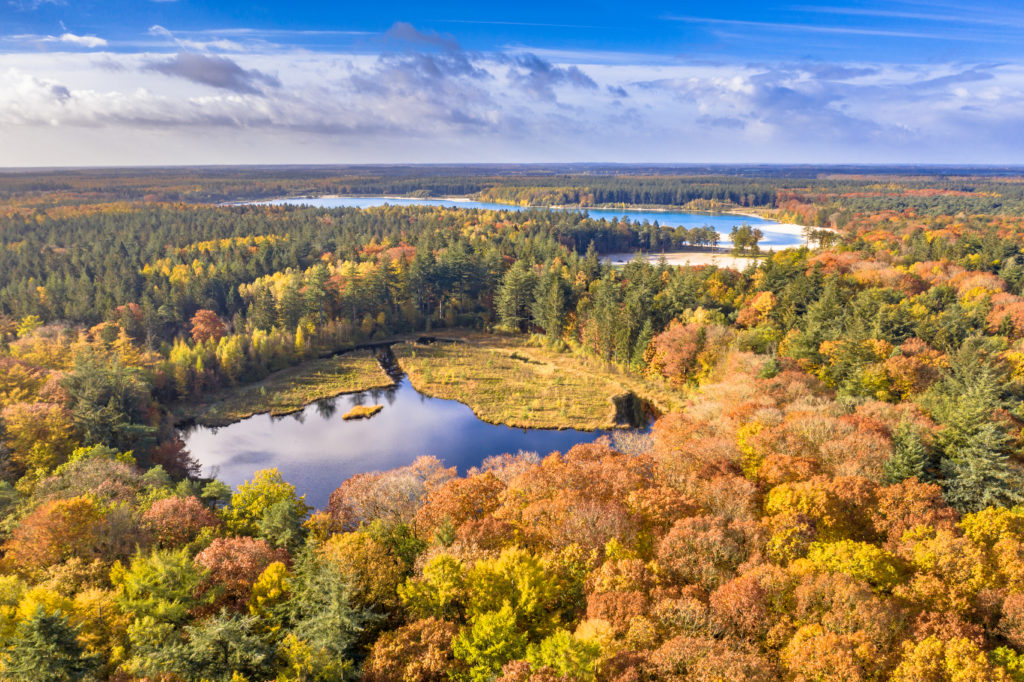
[3,168,1024,680]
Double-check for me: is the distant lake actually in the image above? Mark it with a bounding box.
[182,375,619,509]
[254,196,804,248]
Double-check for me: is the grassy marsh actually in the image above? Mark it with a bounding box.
[393,332,684,430]
[182,351,393,427]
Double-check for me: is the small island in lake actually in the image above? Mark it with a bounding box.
[342,404,384,420]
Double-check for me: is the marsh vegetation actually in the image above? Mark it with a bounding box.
[179,351,393,427]
[394,332,679,429]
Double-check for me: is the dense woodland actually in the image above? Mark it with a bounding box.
[4,169,1024,679]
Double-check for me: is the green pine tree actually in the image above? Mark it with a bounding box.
[939,415,1024,512]
[288,551,369,664]
[496,261,537,333]
[582,241,601,280]
[257,498,308,551]
[884,420,930,483]
[631,318,654,370]
[182,610,275,682]
[531,268,567,343]
[926,348,1024,512]
[1,606,99,682]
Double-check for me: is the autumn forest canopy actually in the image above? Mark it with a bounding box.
[5,166,1024,680]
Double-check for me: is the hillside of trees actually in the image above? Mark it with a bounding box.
[3,170,1024,679]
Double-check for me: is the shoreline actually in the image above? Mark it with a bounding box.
[604,249,768,269]
[178,331,672,433]
[175,350,395,428]
[232,194,828,245]
[236,194,808,230]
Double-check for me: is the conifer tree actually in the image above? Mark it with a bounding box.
[884,420,931,484]
[631,318,655,369]
[1,606,99,681]
[182,610,275,681]
[926,348,1024,512]
[531,268,567,342]
[582,241,601,280]
[288,552,368,665]
[496,261,537,333]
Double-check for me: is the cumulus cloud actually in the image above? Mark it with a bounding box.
[142,52,280,94]
[4,46,1024,164]
[506,53,598,101]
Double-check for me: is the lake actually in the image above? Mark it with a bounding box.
[182,373,617,509]
[254,196,804,248]
[191,195,781,506]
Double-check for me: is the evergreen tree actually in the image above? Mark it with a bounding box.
[884,420,931,484]
[531,268,567,342]
[303,263,329,326]
[288,551,369,664]
[585,275,621,361]
[258,498,308,551]
[277,278,304,330]
[940,420,1024,512]
[582,241,601,280]
[60,349,157,455]
[249,284,278,331]
[631,318,655,369]
[1,606,99,682]
[496,261,537,333]
[926,348,1024,512]
[182,610,275,682]
[787,277,847,362]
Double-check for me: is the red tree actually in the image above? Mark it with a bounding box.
[189,309,227,344]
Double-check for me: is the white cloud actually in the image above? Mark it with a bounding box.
[48,33,108,48]
[1,46,1024,165]
[146,25,248,53]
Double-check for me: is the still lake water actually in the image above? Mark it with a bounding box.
[256,196,804,248]
[190,196,793,504]
[183,375,615,509]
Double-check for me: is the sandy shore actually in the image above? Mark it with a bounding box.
[604,251,766,269]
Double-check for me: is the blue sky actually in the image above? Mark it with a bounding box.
[1,0,1023,165]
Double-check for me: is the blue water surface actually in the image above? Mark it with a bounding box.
[183,376,617,509]
[255,196,804,248]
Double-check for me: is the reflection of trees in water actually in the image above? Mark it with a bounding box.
[368,384,400,407]
[314,397,338,420]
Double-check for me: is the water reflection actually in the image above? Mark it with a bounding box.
[183,376,632,509]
